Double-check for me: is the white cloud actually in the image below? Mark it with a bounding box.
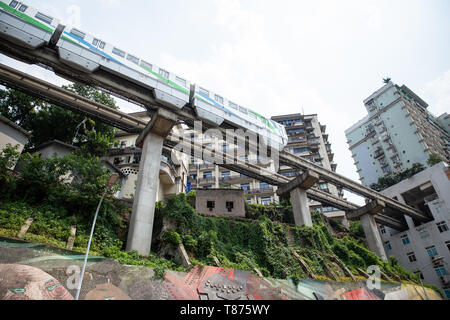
[421,70,450,117]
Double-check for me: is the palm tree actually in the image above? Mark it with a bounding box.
[383,77,392,84]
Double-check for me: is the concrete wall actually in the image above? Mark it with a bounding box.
[380,162,450,298]
[195,189,245,218]
[0,121,29,169]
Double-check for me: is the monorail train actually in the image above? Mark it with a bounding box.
[0,0,288,150]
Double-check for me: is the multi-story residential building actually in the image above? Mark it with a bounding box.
[186,127,280,205]
[377,162,450,299]
[345,81,450,188]
[271,113,346,221]
[103,111,190,201]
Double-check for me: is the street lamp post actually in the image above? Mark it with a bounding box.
[75,173,119,300]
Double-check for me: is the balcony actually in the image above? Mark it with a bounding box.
[374,149,384,159]
[244,187,274,195]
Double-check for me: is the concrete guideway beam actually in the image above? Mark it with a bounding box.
[0,41,426,222]
[126,109,178,255]
[347,199,386,221]
[276,170,320,197]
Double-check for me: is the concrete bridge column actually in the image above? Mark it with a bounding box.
[290,187,313,227]
[360,213,388,261]
[348,200,388,261]
[277,170,319,228]
[126,109,178,256]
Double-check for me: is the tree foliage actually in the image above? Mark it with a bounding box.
[0,83,117,156]
[370,163,425,192]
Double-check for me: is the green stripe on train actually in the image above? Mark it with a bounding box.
[0,2,54,33]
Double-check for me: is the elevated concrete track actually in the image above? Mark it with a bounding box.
[0,62,418,232]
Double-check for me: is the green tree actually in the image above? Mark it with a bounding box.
[0,84,118,156]
[427,153,443,167]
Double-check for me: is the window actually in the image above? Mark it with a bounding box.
[92,39,99,46]
[446,241,450,252]
[35,12,53,25]
[9,1,18,8]
[140,60,152,71]
[260,182,270,190]
[382,165,391,174]
[126,54,139,65]
[435,267,447,277]
[229,102,238,110]
[18,4,27,12]
[445,288,450,299]
[380,227,386,234]
[203,171,212,179]
[199,87,209,97]
[319,183,328,190]
[159,69,169,79]
[241,183,250,191]
[401,235,410,245]
[120,141,126,148]
[426,246,438,257]
[437,221,449,233]
[261,197,271,205]
[226,201,234,212]
[385,241,392,251]
[214,95,224,104]
[207,201,215,211]
[407,252,417,263]
[246,199,252,204]
[293,147,309,154]
[112,47,126,58]
[99,41,106,49]
[221,171,230,178]
[69,28,85,40]
[176,76,186,87]
[239,106,248,115]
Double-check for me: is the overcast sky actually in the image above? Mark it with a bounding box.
[1,0,449,204]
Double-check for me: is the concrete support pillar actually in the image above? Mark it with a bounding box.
[360,213,388,261]
[126,109,177,256]
[214,165,220,188]
[277,170,319,228]
[348,200,388,261]
[290,187,313,227]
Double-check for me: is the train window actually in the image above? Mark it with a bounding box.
[99,41,106,49]
[70,28,86,40]
[248,111,257,120]
[112,47,126,58]
[229,102,238,110]
[18,4,27,12]
[140,60,152,71]
[35,12,53,25]
[159,69,169,79]
[239,106,248,115]
[199,87,209,97]
[92,39,99,46]
[214,95,223,104]
[126,54,139,65]
[9,1,18,8]
[176,76,186,86]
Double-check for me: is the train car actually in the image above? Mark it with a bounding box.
[0,0,61,49]
[55,23,191,109]
[192,84,288,150]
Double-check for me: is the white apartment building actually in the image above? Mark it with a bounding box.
[345,81,449,188]
[377,162,450,299]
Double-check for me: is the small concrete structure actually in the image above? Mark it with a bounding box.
[195,189,245,218]
[28,139,77,159]
[126,109,178,256]
[0,115,30,169]
[277,170,319,227]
